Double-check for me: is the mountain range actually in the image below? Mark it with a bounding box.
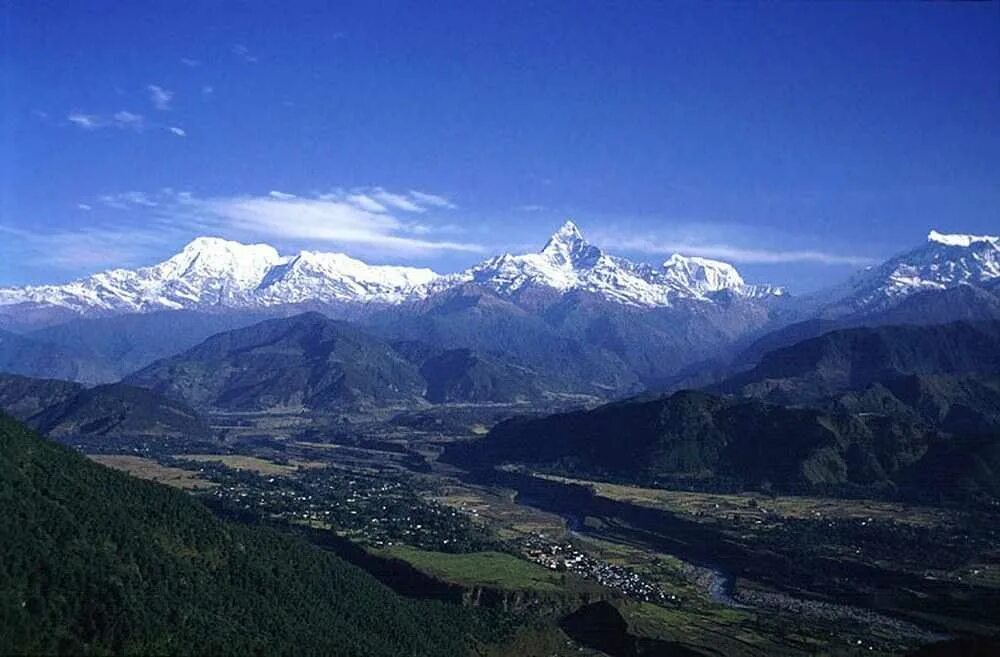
[0,225,998,400]
[2,224,997,321]
[0,221,786,318]
[716,321,1000,403]
[123,312,576,411]
[455,387,1000,503]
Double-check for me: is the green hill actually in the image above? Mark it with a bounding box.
[0,413,482,655]
[718,321,1000,404]
[0,373,211,443]
[454,390,1000,502]
[124,312,426,412]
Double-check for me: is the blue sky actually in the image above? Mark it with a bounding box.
[2,1,998,292]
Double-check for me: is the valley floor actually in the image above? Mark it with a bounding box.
[83,407,1000,657]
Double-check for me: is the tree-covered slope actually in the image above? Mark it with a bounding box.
[0,373,211,443]
[392,341,547,403]
[367,287,642,395]
[829,374,1000,434]
[125,312,426,411]
[734,287,1000,370]
[30,382,211,440]
[718,321,1000,404]
[453,390,1000,502]
[0,373,82,420]
[0,414,478,655]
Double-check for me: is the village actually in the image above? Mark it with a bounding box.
[164,453,684,608]
[517,533,677,605]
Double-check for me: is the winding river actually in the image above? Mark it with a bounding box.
[512,483,741,607]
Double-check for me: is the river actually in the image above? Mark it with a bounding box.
[514,488,741,607]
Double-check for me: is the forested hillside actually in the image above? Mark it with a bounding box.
[456,390,1000,502]
[0,414,485,656]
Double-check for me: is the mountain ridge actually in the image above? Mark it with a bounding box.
[0,221,785,317]
[716,320,1000,404]
[453,388,1000,502]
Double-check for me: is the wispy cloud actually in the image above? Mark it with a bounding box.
[147,84,173,111]
[98,191,159,209]
[593,230,874,266]
[180,58,202,67]
[370,188,425,213]
[112,111,144,130]
[0,222,185,272]
[67,110,145,131]
[187,191,480,254]
[28,188,485,269]
[409,190,457,209]
[168,126,186,137]
[232,44,258,63]
[67,113,100,129]
[346,194,388,213]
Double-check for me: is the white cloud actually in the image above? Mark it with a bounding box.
[232,44,258,63]
[77,204,93,211]
[147,85,173,111]
[112,111,144,130]
[99,191,159,209]
[187,192,481,254]
[66,110,145,132]
[595,232,874,266]
[0,222,184,271]
[67,113,100,129]
[408,190,457,209]
[168,126,187,137]
[180,58,202,67]
[371,188,425,213]
[346,194,388,213]
[517,204,546,212]
[64,187,479,258]
[318,188,457,215]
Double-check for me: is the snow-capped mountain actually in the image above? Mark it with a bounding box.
[820,230,1000,316]
[0,237,438,315]
[0,222,781,317]
[451,221,782,305]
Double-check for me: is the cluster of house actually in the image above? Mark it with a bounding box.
[519,535,678,605]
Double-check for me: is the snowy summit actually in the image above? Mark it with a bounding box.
[0,221,781,316]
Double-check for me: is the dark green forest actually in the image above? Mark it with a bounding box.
[0,413,487,656]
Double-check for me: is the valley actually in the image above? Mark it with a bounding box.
[8,5,1000,654]
[71,405,1000,656]
[2,226,999,656]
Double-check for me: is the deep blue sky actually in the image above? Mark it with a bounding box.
[2,1,998,291]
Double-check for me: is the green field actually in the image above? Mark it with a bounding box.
[381,546,567,592]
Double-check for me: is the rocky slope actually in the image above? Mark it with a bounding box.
[813,230,1000,318]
